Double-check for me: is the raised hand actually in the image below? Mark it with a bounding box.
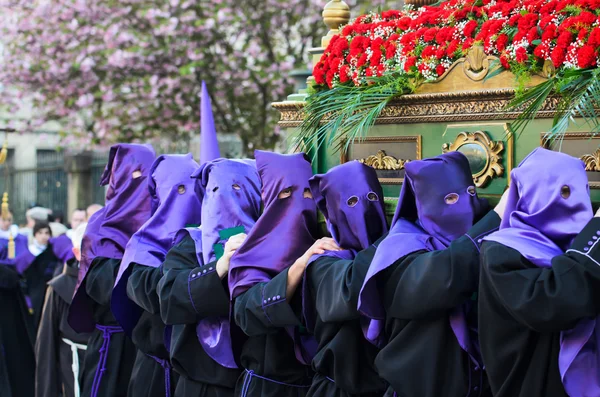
[216,233,247,278]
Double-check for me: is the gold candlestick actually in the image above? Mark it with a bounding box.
[8,233,15,259]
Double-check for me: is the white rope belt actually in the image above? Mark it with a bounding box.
[62,338,88,397]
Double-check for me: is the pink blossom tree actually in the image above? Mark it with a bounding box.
[0,0,391,154]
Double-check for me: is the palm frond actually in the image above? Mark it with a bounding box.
[293,73,412,157]
[506,75,556,137]
[546,68,600,143]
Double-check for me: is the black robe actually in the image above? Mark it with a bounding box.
[79,257,137,397]
[374,211,500,397]
[158,236,240,397]
[233,269,314,397]
[0,264,36,397]
[304,245,387,397]
[35,260,91,397]
[23,246,62,329]
[478,217,600,397]
[126,264,178,397]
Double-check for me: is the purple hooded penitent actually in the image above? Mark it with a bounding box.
[358,152,488,349]
[68,143,156,333]
[174,158,261,369]
[302,161,388,331]
[112,154,201,336]
[51,234,75,264]
[228,150,318,300]
[227,150,318,365]
[483,147,594,397]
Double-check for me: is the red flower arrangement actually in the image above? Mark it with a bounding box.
[313,0,600,89]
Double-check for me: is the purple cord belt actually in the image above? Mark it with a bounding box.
[147,354,172,397]
[90,324,123,397]
[240,369,311,397]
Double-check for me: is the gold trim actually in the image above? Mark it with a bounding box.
[340,136,422,185]
[540,132,600,189]
[463,45,493,81]
[272,91,563,127]
[582,149,600,171]
[442,130,504,188]
[357,150,409,170]
[540,131,600,144]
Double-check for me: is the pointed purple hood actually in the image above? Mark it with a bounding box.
[303,161,388,331]
[175,158,262,369]
[358,152,488,348]
[228,151,318,300]
[112,154,202,335]
[68,143,156,333]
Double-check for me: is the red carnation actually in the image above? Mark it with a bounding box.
[500,55,510,69]
[577,45,597,68]
[527,27,539,43]
[551,46,566,68]
[579,11,596,26]
[436,47,446,59]
[357,53,368,68]
[588,27,600,47]
[404,56,417,71]
[371,49,382,67]
[332,38,349,57]
[326,70,335,88]
[436,64,446,76]
[313,62,326,85]
[533,43,549,59]
[397,17,411,31]
[463,20,478,38]
[339,65,350,83]
[435,28,449,45]
[557,31,573,49]
[424,27,438,42]
[515,47,528,63]
[447,40,459,56]
[386,42,397,59]
[542,24,558,41]
[421,45,436,58]
[496,34,508,52]
[328,56,341,71]
[382,10,401,20]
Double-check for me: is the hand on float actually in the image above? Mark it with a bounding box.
[216,233,247,278]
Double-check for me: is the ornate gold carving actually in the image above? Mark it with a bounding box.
[442,131,504,188]
[321,0,350,47]
[463,46,492,81]
[357,150,409,170]
[582,149,600,171]
[542,60,556,78]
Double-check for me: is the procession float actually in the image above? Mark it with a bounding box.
[273,0,600,215]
